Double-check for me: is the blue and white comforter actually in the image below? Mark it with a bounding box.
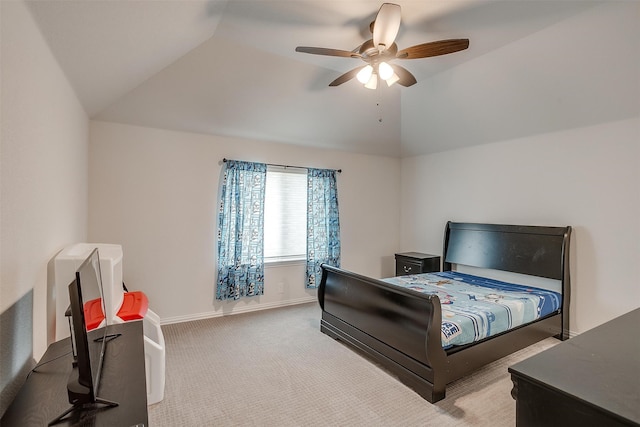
[382,271,562,348]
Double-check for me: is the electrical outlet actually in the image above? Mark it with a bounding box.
[277,282,285,294]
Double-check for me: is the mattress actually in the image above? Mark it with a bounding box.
[382,271,562,348]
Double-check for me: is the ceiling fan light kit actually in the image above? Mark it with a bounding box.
[385,73,400,87]
[378,62,394,81]
[364,73,378,90]
[295,2,470,89]
[357,65,374,84]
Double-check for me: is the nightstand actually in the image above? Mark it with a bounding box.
[395,252,441,276]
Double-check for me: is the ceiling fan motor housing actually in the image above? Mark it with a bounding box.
[359,40,398,65]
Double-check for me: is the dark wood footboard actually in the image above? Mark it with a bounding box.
[318,264,448,402]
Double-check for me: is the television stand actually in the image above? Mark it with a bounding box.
[49,396,118,426]
[1,321,148,427]
[48,363,120,427]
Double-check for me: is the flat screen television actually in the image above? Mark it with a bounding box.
[49,248,118,425]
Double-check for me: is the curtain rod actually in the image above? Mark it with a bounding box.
[222,158,341,173]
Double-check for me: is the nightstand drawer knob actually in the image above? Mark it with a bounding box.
[403,265,412,273]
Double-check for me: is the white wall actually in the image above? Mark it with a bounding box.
[400,0,639,336]
[1,0,89,358]
[401,119,639,336]
[401,1,639,157]
[89,121,400,322]
[401,2,640,333]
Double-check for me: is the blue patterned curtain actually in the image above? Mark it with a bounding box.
[306,169,341,288]
[216,161,267,300]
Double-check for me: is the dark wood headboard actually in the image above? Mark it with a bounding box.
[442,222,571,280]
[442,221,572,338]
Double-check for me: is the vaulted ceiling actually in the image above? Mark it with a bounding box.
[25,0,613,157]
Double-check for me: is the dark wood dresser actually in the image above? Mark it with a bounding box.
[509,308,640,427]
[395,252,440,276]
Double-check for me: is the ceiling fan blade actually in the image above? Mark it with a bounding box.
[390,64,417,87]
[372,3,401,52]
[396,39,469,59]
[295,46,361,58]
[329,66,366,87]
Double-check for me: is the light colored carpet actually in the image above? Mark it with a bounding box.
[149,302,557,426]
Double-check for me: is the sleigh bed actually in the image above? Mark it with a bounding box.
[317,221,571,403]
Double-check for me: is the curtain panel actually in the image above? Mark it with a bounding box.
[306,168,341,288]
[216,160,267,300]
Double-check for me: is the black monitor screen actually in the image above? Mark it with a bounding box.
[74,248,108,395]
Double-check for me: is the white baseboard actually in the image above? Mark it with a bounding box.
[159,296,317,325]
[160,299,578,342]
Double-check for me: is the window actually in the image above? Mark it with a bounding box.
[217,160,339,298]
[264,167,307,262]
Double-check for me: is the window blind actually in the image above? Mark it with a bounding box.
[264,167,307,262]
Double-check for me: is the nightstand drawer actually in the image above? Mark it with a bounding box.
[395,252,441,276]
[396,260,422,275]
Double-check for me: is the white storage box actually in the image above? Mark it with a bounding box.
[54,243,123,340]
[142,309,166,405]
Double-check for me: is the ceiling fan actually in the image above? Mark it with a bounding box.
[295,3,469,88]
